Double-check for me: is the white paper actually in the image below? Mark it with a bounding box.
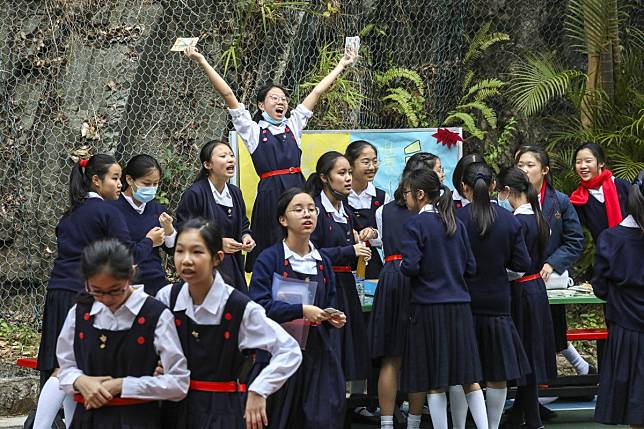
[344,36,360,64]
[170,37,199,52]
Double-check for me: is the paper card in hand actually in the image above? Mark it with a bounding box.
[170,37,199,52]
[272,273,318,349]
[345,36,360,63]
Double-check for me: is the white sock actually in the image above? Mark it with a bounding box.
[485,387,507,429]
[427,392,448,429]
[465,390,489,429]
[407,413,422,429]
[63,394,76,428]
[381,415,394,429]
[33,377,65,429]
[448,385,468,429]
[561,343,589,375]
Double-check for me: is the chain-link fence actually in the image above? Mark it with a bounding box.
[0,0,604,329]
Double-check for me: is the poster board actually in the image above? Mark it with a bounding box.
[230,128,463,218]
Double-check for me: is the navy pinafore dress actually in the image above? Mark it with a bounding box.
[245,126,305,271]
[368,202,412,362]
[347,187,386,280]
[162,284,250,429]
[311,195,370,381]
[70,297,165,429]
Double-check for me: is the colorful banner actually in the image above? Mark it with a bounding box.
[232,128,462,218]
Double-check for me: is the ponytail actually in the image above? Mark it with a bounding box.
[405,168,456,236]
[628,170,644,232]
[195,140,232,182]
[67,154,117,215]
[305,151,347,196]
[498,166,549,260]
[462,162,495,236]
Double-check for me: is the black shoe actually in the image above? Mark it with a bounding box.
[538,403,557,421]
[587,364,597,374]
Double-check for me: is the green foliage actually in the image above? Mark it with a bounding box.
[441,23,509,144]
[0,318,39,360]
[508,55,584,116]
[375,67,427,128]
[299,44,364,129]
[566,0,619,55]
[484,117,517,173]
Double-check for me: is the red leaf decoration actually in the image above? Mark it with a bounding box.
[432,128,462,149]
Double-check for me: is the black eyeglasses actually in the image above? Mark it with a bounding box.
[85,284,129,297]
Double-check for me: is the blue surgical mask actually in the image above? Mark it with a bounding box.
[133,184,157,203]
[261,111,286,126]
[497,196,513,212]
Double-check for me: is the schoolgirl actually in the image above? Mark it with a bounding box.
[453,161,532,429]
[184,45,356,270]
[110,154,177,295]
[33,155,166,429]
[570,142,630,243]
[156,218,302,429]
[345,140,393,279]
[515,146,589,381]
[592,171,644,428]
[304,151,374,382]
[249,188,346,429]
[176,141,254,292]
[56,239,189,428]
[398,167,488,429]
[496,167,557,429]
[369,152,437,429]
[452,153,485,208]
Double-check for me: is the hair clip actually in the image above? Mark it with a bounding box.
[79,159,89,168]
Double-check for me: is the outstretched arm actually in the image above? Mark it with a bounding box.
[301,49,356,111]
[184,46,240,109]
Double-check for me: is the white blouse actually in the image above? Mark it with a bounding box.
[56,285,190,401]
[156,272,302,398]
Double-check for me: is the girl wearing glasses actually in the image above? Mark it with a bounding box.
[156,218,301,429]
[344,140,393,280]
[176,141,254,293]
[248,188,346,428]
[34,155,166,429]
[110,154,177,296]
[369,153,435,429]
[305,151,373,382]
[398,167,487,429]
[184,45,356,272]
[56,239,189,428]
[496,167,556,429]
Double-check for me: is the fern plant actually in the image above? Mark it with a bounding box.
[375,67,427,128]
[441,23,509,144]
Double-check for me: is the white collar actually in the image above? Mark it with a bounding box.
[620,215,639,228]
[123,194,145,214]
[173,271,228,317]
[514,203,534,215]
[207,179,233,208]
[90,284,147,316]
[283,241,322,261]
[321,191,348,223]
[350,182,376,198]
[418,203,436,214]
[87,192,103,200]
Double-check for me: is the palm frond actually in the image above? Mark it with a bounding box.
[508,55,584,116]
[606,150,644,180]
[566,0,619,55]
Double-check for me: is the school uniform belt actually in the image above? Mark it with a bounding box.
[189,380,247,393]
[73,394,152,407]
[515,273,542,283]
[259,167,301,179]
[384,254,403,263]
[332,265,352,273]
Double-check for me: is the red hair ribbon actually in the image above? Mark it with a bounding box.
[79,159,89,168]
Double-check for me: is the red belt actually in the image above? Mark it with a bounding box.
[515,273,542,283]
[332,266,352,273]
[259,167,301,179]
[73,394,151,407]
[384,254,402,263]
[190,380,247,393]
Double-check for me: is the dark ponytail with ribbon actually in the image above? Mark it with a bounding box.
[462,162,495,236]
[67,154,118,215]
[304,151,346,196]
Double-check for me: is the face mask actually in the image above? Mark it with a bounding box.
[497,195,513,212]
[262,111,286,126]
[133,184,158,203]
